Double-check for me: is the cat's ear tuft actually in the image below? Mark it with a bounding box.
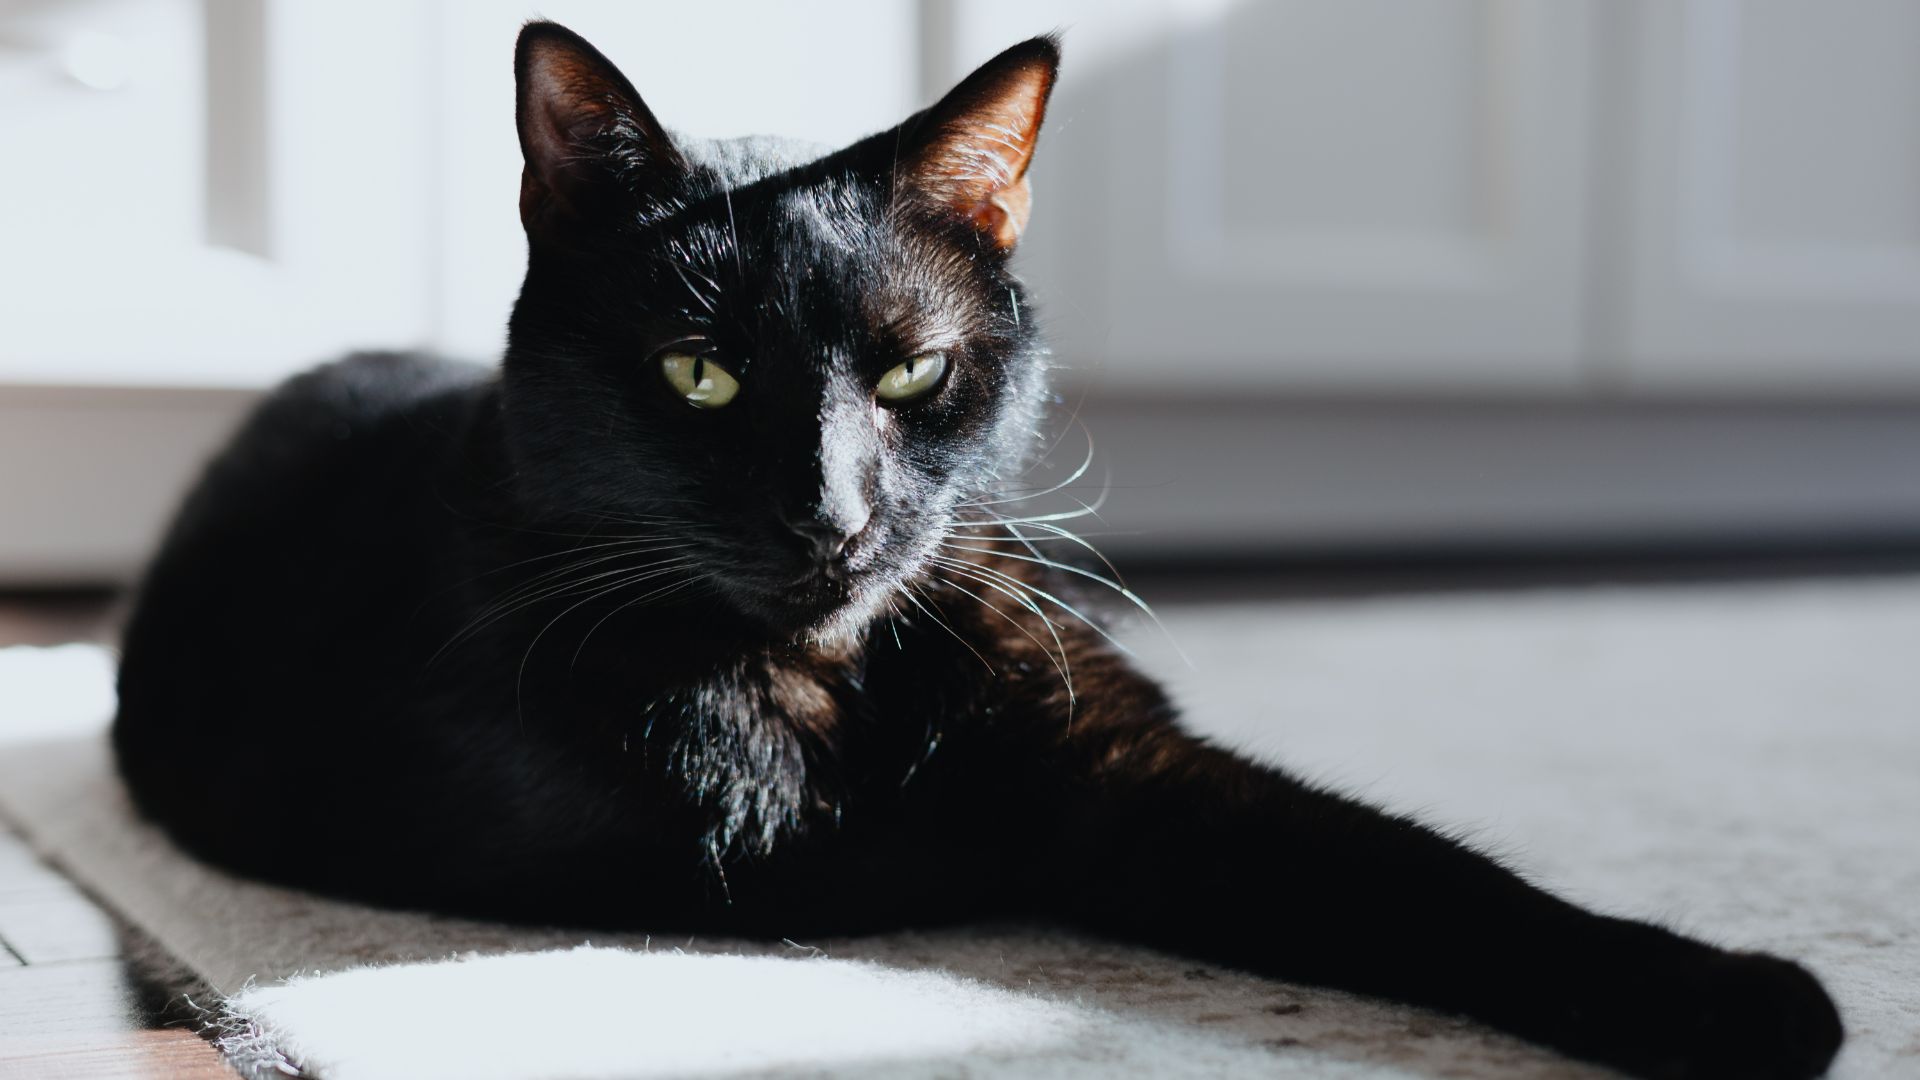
[514,21,685,235]
[902,35,1059,251]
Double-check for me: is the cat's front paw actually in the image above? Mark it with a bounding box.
[1629,952,1843,1080]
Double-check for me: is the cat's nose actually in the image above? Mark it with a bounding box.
[784,507,871,564]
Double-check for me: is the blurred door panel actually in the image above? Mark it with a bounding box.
[1618,0,1920,391]
[947,0,1598,393]
[0,0,438,388]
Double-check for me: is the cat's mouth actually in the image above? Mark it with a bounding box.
[727,574,876,640]
[706,519,925,640]
[720,551,905,642]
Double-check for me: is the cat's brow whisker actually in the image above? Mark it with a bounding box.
[663,258,720,316]
[664,252,722,298]
[721,187,744,275]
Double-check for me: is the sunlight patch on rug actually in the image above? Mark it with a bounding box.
[0,642,115,741]
[221,946,1091,1080]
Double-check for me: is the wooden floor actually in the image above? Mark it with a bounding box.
[0,591,237,1079]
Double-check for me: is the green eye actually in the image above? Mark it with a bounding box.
[659,352,739,408]
[875,352,948,403]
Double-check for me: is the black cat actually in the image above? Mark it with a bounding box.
[113,23,1842,1079]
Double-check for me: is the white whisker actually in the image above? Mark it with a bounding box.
[924,559,1074,714]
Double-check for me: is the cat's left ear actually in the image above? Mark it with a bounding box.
[514,21,685,236]
[899,36,1059,251]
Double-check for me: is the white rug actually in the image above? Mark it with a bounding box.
[1,575,1917,1079]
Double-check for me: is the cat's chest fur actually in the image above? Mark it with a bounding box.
[576,639,892,859]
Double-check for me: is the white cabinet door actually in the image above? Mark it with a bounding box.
[1617,0,1920,392]
[0,0,438,388]
[940,0,1598,393]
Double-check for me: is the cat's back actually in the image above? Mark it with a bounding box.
[114,351,503,864]
[182,350,487,509]
[114,353,493,836]
[124,349,490,644]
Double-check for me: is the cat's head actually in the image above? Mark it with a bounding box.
[499,22,1059,642]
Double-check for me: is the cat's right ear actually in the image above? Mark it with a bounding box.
[514,21,685,237]
[894,36,1059,252]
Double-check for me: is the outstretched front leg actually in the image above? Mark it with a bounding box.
[982,647,1843,1080]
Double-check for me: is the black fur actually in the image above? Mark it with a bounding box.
[114,23,1842,1079]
